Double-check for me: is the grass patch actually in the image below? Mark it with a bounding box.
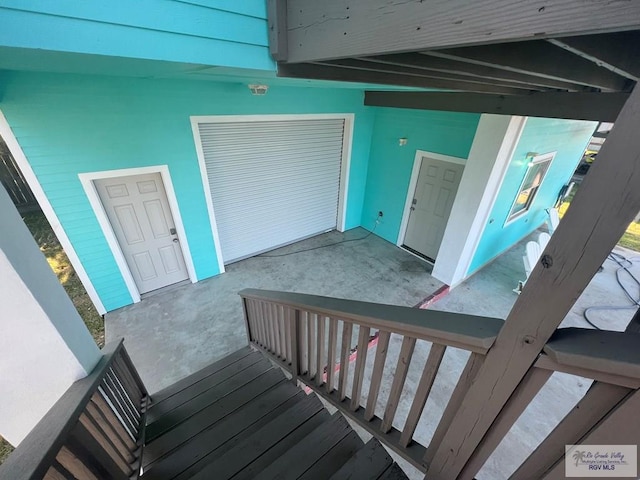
[22,211,105,346]
[558,186,640,252]
[1,211,106,465]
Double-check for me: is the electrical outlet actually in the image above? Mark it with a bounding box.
[378,211,384,218]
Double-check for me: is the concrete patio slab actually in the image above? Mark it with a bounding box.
[106,228,444,394]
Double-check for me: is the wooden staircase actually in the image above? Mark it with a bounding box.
[140,347,409,480]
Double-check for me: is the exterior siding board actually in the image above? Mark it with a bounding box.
[0,1,273,71]
[1,72,375,311]
[467,117,597,275]
[360,107,481,243]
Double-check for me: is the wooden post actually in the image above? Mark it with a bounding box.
[428,84,640,479]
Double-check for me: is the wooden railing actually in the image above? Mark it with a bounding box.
[239,288,504,472]
[240,289,640,478]
[0,340,148,480]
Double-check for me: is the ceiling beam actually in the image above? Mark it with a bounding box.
[425,41,630,92]
[277,63,532,95]
[318,59,544,92]
[364,91,629,122]
[283,0,640,62]
[360,53,588,92]
[548,32,640,81]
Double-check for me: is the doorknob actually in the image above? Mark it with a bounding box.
[173,238,179,243]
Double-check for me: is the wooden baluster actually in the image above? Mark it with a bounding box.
[381,336,416,433]
[55,445,100,480]
[424,353,485,464]
[78,412,133,475]
[308,312,317,380]
[241,296,252,343]
[44,462,72,480]
[92,392,136,449]
[85,400,135,464]
[70,420,129,479]
[279,305,288,360]
[459,366,553,479]
[290,309,300,381]
[247,300,260,346]
[299,311,308,375]
[338,321,354,401]
[261,302,272,351]
[511,381,631,479]
[326,317,339,393]
[256,301,267,348]
[106,368,139,423]
[269,303,284,358]
[400,343,446,447]
[118,345,148,398]
[365,330,391,421]
[316,315,326,386]
[350,326,370,410]
[284,306,292,362]
[110,357,142,413]
[99,379,137,438]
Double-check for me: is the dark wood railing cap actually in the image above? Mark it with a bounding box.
[239,288,504,353]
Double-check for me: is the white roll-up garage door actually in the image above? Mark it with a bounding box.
[197,117,346,263]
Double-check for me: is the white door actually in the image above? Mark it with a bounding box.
[95,173,189,294]
[197,118,345,263]
[403,156,464,261]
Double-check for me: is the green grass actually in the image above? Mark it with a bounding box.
[0,211,105,464]
[559,187,640,252]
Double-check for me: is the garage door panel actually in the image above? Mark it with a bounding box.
[198,118,346,263]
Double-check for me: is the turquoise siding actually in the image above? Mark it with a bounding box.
[467,117,597,275]
[360,107,480,243]
[0,72,374,311]
[0,1,273,71]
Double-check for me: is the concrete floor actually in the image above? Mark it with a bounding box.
[107,227,640,479]
[106,228,444,394]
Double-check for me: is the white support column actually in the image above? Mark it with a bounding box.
[0,185,100,446]
[433,114,526,287]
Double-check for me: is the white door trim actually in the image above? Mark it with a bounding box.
[190,113,355,273]
[0,110,107,314]
[397,150,467,247]
[79,166,197,303]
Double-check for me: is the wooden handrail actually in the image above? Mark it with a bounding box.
[239,288,504,353]
[0,340,148,480]
[240,289,640,478]
[239,289,505,472]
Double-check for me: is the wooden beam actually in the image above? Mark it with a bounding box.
[426,82,640,479]
[317,59,543,92]
[364,91,628,122]
[277,63,529,95]
[284,0,640,62]
[362,53,588,91]
[267,0,288,61]
[548,32,640,81]
[426,41,630,91]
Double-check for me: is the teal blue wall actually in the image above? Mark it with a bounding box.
[0,0,273,71]
[360,107,481,243]
[0,72,374,311]
[467,117,597,275]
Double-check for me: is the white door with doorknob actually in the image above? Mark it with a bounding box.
[94,172,189,294]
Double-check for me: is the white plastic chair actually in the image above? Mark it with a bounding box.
[547,208,560,234]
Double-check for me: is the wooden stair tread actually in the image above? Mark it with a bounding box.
[142,388,315,479]
[329,438,394,480]
[178,393,325,480]
[298,430,364,480]
[147,350,265,423]
[142,368,290,467]
[146,356,275,441]
[140,349,410,480]
[252,413,355,480]
[378,463,410,479]
[149,346,253,404]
